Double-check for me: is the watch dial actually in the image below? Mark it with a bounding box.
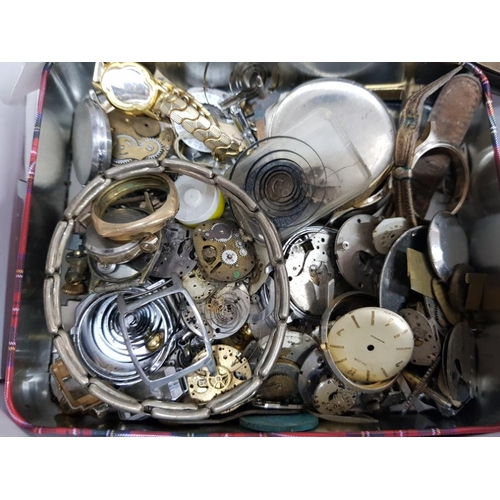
[327,307,414,383]
[101,63,156,112]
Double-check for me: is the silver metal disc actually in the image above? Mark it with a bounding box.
[204,284,250,339]
[372,217,410,255]
[379,226,428,312]
[268,78,395,184]
[182,268,218,303]
[258,330,317,368]
[336,214,381,295]
[428,211,469,282]
[284,227,337,319]
[72,95,112,184]
[424,295,451,337]
[399,308,441,366]
[298,348,333,407]
[313,378,357,415]
[443,322,476,403]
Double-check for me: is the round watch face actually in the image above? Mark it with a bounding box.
[372,217,410,255]
[326,307,414,383]
[101,62,157,113]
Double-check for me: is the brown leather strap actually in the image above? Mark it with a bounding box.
[393,67,462,224]
[411,74,482,216]
[394,66,462,168]
[428,74,482,145]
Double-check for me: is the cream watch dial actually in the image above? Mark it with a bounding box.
[327,307,414,383]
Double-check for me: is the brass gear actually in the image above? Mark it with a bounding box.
[208,366,232,391]
[193,219,256,283]
[112,134,164,163]
[211,222,232,243]
[187,345,251,403]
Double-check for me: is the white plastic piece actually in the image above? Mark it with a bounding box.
[174,175,224,227]
[372,217,410,255]
[0,63,44,105]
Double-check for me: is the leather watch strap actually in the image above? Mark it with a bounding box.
[411,74,482,216]
[429,74,482,145]
[394,66,462,169]
[392,66,482,224]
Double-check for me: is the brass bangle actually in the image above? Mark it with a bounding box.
[91,173,179,241]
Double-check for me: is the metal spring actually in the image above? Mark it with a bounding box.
[401,355,442,415]
[72,288,175,386]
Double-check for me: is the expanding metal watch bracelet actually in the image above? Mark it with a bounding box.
[43,158,289,422]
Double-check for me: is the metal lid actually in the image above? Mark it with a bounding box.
[267,78,395,185]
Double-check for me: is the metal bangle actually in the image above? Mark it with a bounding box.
[44,158,289,422]
[91,173,179,241]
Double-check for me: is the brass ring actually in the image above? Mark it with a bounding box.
[91,173,179,241]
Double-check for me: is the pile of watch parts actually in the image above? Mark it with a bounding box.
[47,62,483,424]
